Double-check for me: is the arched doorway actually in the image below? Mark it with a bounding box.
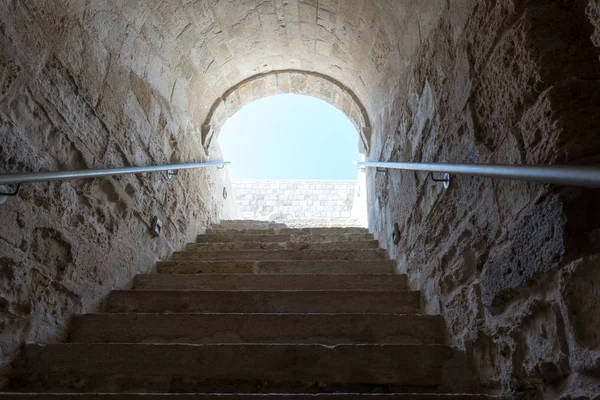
[200,70,372,155]
[216,93,367,226]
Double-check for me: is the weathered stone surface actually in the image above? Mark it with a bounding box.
[105,290,420,314]
[69,313,444,345]
[214,221,288,230]
[480,195,564,311]
[255,260,396,275]
[232,180,358,220]
[185,240,380,252]
[197,233,296,243]
[0,0,239,377]
[589,0,600,53]
[366,0,600,397]
[207,227,369,235]
[197,232,374,243]
[515,303,570,388]
[156,260,396,275]
[133,273,406,291]
[172,249,387,262]
[156,260,256,275]
[0,394,501,399]
[560,255,600,352]
[16,343,456,393]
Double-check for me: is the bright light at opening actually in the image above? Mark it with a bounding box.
[218,94,361,180]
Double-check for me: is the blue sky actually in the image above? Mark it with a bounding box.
[218,94,361,180]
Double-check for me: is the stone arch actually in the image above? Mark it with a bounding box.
[201,70,372,154]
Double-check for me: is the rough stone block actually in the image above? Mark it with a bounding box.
[481,195,564,311]
[560,254,600,351]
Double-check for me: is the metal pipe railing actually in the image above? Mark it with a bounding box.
[357,161,600,188]
[0,161,230,186]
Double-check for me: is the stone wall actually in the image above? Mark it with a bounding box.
[367,0,600,398]
[0,0,236,383]
[232,180,356,220]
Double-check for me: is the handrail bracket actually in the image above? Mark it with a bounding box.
[0,184,21,204]
[429,172,451,189]
[167,170,179,180]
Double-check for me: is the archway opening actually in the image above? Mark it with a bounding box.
[217,94,367,226]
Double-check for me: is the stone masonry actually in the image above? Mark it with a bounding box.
[0,1,599,398]
[232,179,356,220]
[368,1,600,398]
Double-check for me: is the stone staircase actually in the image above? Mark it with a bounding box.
[1,220,497,399]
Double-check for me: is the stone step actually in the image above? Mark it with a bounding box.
[215,220,288,229]
[197,233,374,243]
[275,219,365,229]
[16,343,457,393]
[256,260,396,274]
[157,261,257,274]
[172,249,387,262]
[105,290,420,314]
[133,274,408,291]
[0,393,500,399]
[69,313,444,345]
[185,240,380,251]
[156,260,396,275]
[207,227,369,235]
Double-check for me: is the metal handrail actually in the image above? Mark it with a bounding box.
[357,161,600,188]
[0,161,230,186]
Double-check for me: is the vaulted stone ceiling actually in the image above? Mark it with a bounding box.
[74,0,445,149]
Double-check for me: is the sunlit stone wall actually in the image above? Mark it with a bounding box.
[232,180,356,220]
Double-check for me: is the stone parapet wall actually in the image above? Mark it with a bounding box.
[233,180,356,220]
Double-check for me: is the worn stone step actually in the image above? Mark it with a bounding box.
[273,219,365,229]
[185,240,380,252]
[157,261,256,274]
[197,233,374,243]
[16,343,458,393]
[105,290,420,314]
[198,233,293,243]
[172,249,387,262]
[156,260,396,275]
[69,313,444,345]
[133,274,408,291]
[0,393,500,399]
[215,220,288,229]
[207,227,369,235]
[256,260,395,274]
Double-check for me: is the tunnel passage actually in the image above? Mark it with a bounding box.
[0,0,442,379]
[1,0,600,398]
